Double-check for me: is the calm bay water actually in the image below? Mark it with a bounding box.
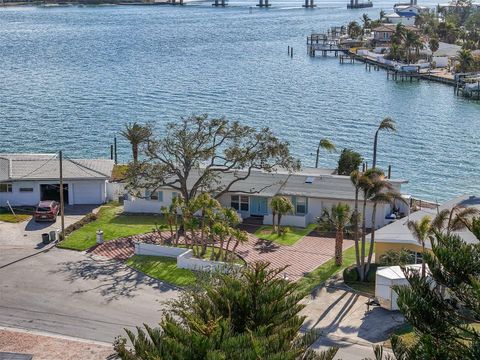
[0,1,479,201]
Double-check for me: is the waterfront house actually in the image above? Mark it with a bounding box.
[0,154,114,206]
[372,24,419,46]
[374,195,480,262]
[124,167,409,229]
[383,12,416,26]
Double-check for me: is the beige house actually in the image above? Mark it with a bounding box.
[375,195,480,261]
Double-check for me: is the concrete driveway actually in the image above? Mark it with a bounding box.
[300,286,404,359]
[0,247,179,343]
[0,205,96,267]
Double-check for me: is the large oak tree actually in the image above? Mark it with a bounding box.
[126,114,300,203]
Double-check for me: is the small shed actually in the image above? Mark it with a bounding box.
[375,265,421,311]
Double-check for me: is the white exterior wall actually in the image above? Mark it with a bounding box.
[0,180,107,207]
[263,214,308,228]
[124,189,178,213]
[106,182,126,202]
[177,249,241,272]
[135,243,187,258]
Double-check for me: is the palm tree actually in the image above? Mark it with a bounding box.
[361,13,371,30]
[458,48,474,72]
[391,23,406,46]
[372,117,396,169]
[315,138,336,168]
[347,21,362,39]
[350,170,362,268]
[318,203,352,266]
[431,205,480,234]
[269,196,294,235]
[428,37,440,56]
[120,122,152,163]
[358,168,394,281]
[407,216,432,277]
[403,30,422,64]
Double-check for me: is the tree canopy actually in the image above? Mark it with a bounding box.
[337,148,363,175]
[126,114,300,204]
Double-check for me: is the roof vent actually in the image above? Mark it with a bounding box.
[305,176,315,184]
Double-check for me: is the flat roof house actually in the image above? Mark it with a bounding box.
[124,167,409,229]
[0,154,114,206]
[375,194,480,262]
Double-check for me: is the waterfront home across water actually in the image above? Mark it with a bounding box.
[124,167,409,229]
[0,154,114,206]
[374,194,480,261]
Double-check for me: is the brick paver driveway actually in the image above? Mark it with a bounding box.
[92,230,354,281]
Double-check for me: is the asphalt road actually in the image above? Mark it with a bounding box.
[0,248,179,343]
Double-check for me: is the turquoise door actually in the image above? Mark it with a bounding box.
[250,197,268,216]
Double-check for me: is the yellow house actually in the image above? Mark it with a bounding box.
[375,195,480,262]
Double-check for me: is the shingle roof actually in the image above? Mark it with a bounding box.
[0,154,114,181]
[156,167,407,201]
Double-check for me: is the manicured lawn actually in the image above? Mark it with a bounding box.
[59,205,166,251]
[0,208,31,223]
[254,223,317,246]
[297,242,372,295]
[178,245,245,265]
[0,213,31,223]
[126,255,196,287]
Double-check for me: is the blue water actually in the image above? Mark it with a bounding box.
[0,1,479,201]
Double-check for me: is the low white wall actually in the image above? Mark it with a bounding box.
[263,214,308,228]
[177,250,241,272]
[134,243,188,258]
[124,199,162,213]
[106,182,126,202]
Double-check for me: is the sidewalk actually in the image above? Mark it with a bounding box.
[0,327,115,360]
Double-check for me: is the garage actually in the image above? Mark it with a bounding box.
[72,181,103,205]
[40,184,69,204]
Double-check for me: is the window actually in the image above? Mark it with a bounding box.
[0,183,12,193]
[172,192,179,199]
[231,195,249,211]
[145,190,163,201]
[19,187,33,192]
[407,250,423,264]
[293,196,308,215]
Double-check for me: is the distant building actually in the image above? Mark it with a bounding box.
[372,24,419,46]
[383,13,416,26]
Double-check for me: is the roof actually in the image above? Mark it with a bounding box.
[0,153,114,181]
[153,167,408,202]
[377,264,423,280]
[375,194,480,248]
[373,24,419,33]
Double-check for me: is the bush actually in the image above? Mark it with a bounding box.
[378,249,414,266]
[343,264,377,282]
[63,212,98,238]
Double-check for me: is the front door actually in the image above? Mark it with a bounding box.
[250,197,268,216]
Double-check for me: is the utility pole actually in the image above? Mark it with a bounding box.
[114,136,118,164]
[59,150,65,241]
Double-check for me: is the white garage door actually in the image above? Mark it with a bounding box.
[73,182,103,205]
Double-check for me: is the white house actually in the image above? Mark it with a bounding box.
[0,154,114,206]
[383,12,416,26]
[124,167,409,229]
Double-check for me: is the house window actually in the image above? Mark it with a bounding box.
[407,250,423,264]
[383,32,389,39]
[231,195,249,211]
[0,183,12,193]
[19,187,33,192]
[172,192,179,199]
[293,196,308,215]
[145,190,163,201]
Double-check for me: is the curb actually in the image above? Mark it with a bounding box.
[0,325,113,347]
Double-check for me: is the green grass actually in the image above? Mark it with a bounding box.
[59,205,166,251]
[0,213,31,223]
[254,224,317,246]
[126,255,196,287]
[297,242,372,295]
[0,207,32,223]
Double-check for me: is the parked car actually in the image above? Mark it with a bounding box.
[34,201,59,222]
